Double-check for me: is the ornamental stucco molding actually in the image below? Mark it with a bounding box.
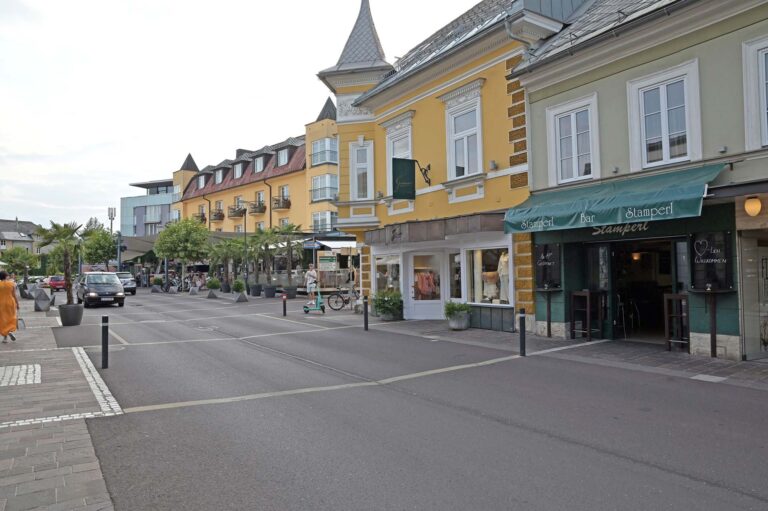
[336,94,375,123]
[379,110,415,131]
[437,78,486,109]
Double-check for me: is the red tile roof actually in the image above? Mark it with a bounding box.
[182,145,306,200]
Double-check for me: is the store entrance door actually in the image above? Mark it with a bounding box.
[741,232,768,360]
[407,252,444,320]
[611,238,687,342]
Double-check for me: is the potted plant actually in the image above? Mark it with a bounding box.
[445,302,472,331]
[372,290,403,322]
[232,279,248,303]
[206,277,221,299]
[151,276,164,293]
[277,223,302,299]
[35,221,83,326]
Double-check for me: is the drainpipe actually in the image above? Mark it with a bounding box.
[504,16,533,49]
[264,179,273,229]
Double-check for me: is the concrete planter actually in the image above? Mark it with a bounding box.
[283,286,297,299]
[263,285,277,298]
[206,290,218,299]
[448,311,471,331]
[250,284,262,297]
[234,292,248,303]
[59,304,84,327]
[189,287,199,296]
[379,312,396,322]
[151,285,163,293]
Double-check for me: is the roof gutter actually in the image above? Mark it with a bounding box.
[507,0,698,80]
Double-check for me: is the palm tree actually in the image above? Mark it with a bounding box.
[257,228,280,286]
[208,239,241,287]
[276,223,303,287]
[36,221,81,305]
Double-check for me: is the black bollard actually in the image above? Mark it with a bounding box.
[519,308,526,357]
[282,293,287,317]
[363,295,369,331]
[101,315,109,369]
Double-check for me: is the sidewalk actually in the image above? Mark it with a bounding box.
[0,298,114,511]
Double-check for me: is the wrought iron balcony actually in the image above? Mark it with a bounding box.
[249,202,267,215]
[192,213,206,224]
[227,205,246,218]
[210,209,225,222]
[272,197,291,210]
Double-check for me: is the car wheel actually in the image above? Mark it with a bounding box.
[131,290,136,295]
[118,301,124,307]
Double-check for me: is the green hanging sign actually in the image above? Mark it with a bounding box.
[392,158,416,200]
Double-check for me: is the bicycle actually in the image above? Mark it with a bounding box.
[326,287,360,311]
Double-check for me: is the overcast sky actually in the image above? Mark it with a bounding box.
[0,0,478,230]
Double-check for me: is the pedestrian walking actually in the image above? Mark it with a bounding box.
[305,263,318,305]
[0,271,20,343]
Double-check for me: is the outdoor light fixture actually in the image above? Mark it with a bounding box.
[631,252,642,262]
[745,196,762,217]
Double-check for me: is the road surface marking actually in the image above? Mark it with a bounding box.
[0,364,41,386]
[71,347,123,415]
[528,339,613,356]
[109,330,130,345]
[123,353,522,414]
[56,316,62,326]
[0,410,120,430]
[691,374,728,383]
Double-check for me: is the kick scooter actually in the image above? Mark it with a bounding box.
[303,289,326,314]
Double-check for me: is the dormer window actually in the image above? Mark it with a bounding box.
[197,175,206,189]
[254,157,264,173]
[277,148,289,166]
[214,169,224,184]
[234,162,244,179]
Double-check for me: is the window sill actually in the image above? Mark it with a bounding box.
[441,172,486,189]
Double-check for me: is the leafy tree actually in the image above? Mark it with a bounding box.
[154,218,209,287]
[0,246,38,282]
[36,221,81,305]
[82,229,114,270]
[276,223,303,286]
[81,217,105,239]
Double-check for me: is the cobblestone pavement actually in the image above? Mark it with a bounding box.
[0,296,114,510]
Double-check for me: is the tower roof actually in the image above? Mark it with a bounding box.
[319,0,391,76]
[316,97,337,122]
[179,153,199,172]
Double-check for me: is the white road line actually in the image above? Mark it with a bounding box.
[71,347,123,415]
[0,410,120,430]
[56,316,62,326]
[109,330,130,345]
[527,339,613,356]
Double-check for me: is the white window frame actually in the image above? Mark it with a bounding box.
[743,35,768,150]
[311,138,338,166]
[446,101,483,181]
[214,200,223,211]
[198,204,205,215]
[546,93,601,186]
[278,185,290,199]
[386,126,412,196]
[234,195,244,208]
[277,149,289,166]
[197,175,206,189]
[234,162,244,179]
[256,222,265,231]
[255,191,264,205]
[312,211,338,232]
[254,157,264,173]
[234,225,243,233]
[0,240,6,250]
[279,217,289,227]
[312,174,338,201]
[627,59,701,172]
[349,139,374,201]
[214,169,223,184]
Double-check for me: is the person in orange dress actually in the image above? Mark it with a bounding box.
[0,271,20,343]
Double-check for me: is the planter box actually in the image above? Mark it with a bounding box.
[448,311,471,331]
[59,304,83,326]
[283,286,297,299]
[263,285,277,298]
[250,284,262,297]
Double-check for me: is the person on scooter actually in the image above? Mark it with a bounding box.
[305,263,318,305]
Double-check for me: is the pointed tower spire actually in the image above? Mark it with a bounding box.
[337,0,387,68]
[316,97,337,122]
[179,153,199,172]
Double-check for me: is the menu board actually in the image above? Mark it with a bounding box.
[691,232,732,291]
[535,243,561,290]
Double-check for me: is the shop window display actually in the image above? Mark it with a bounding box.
[449,252,462,299]
[375,255,400,293]
[468,248,510,304]
[413,255,441,301]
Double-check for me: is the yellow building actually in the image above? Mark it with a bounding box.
[173,100,339,236]
[318,0,544,328]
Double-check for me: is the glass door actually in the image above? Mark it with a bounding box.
[408,253,444,320]
[741,233,768,360]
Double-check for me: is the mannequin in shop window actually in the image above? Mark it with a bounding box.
[498,251,509,304]
[414,270,439,300]
[482,271,499,303]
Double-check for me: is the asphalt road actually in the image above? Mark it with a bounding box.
[56,289,768,510]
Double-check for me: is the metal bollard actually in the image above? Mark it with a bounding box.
[282,294,287,317]
[101,315,109,369]
[519,308,526,357]
[363,295,369,331]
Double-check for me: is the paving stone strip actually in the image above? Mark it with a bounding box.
[0,299,115,510]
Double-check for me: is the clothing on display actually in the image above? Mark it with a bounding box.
[498,251,509,303]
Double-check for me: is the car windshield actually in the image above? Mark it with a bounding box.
[87,274,120,285]
[116,273,132,279]
[50,276,64,281]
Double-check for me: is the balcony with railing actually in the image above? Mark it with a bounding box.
[272,197,291,210]
[210,209,225,222]
[311,150,338,166]
[311,187,338,202]
[249,202,267,215]
[228,205,246,218]
[192,213,206,224]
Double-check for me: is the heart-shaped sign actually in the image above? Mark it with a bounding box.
[694,239,709,257]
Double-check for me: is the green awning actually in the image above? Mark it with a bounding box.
[505,164,724,233]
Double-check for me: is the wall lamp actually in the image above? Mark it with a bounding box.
[745,196,762,217]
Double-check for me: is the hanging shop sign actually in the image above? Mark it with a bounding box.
[690,231,733,291]
[534,244,561,290]
[392,158,416,200]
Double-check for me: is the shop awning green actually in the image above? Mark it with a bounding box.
[504,164,724,233]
